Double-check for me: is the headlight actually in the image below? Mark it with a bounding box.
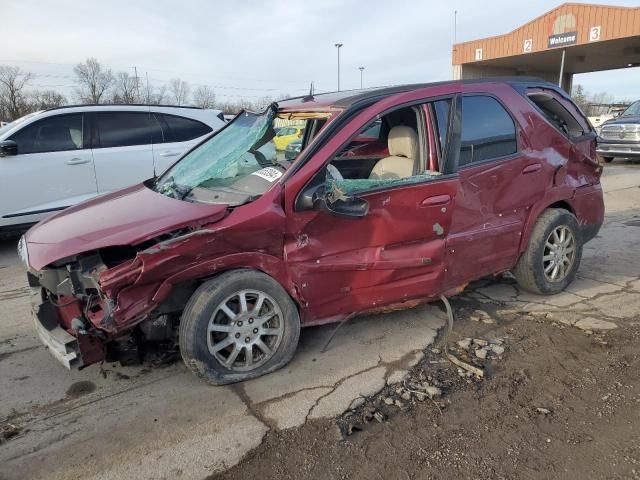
[17,235,29,268]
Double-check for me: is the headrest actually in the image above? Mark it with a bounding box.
[388,126,418,159]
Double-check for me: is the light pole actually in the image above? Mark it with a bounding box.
[358,66,365,89]
[334,43,343,91]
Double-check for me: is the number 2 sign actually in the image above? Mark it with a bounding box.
[523,39,533,53]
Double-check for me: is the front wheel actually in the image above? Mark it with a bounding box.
[602,156,614,163]
[513,209,583,295]
[179,270,300,385]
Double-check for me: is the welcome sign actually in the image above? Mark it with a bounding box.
[548,31,577,48]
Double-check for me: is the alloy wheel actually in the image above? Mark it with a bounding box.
[207,290,284,371]
[542,225,576,282]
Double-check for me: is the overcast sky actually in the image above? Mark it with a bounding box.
[2,0,639,102]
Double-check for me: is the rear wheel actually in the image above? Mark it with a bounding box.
[179,270,300,385]
[513,209,583,295]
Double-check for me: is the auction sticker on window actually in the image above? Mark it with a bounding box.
[251,167,283,182]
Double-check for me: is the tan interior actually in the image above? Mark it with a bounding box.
[369,126,417,180]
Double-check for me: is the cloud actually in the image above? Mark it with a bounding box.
[2,0,639,100]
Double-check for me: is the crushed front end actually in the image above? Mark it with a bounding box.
[27,248,130,368]
[23,240,183,370]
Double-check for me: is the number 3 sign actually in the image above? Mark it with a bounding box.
[589,26,601,42]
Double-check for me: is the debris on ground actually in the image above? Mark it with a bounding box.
[337,328,507,436]
[469,309,495,324]
[0,423,21,444]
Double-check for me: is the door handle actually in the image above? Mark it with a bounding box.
[159,151,180,158]
[522,163,542,174]
[66,158,90,165]
[420,194,451,206]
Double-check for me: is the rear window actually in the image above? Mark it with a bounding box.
[460,96,517,166]
[157,114,212,142]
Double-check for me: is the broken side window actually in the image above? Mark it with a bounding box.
[527,90,586,138]
[324,102,445,197]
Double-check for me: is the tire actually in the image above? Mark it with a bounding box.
[179,269,300,385]
[602,156,614,163]
[513,208,583,295]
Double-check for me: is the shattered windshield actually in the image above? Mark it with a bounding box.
[156,104,299,205]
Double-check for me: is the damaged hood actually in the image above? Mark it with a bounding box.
[25,183,228,270]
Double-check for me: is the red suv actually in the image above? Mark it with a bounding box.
[21,79,604,384]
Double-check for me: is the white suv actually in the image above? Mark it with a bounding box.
[0,105,225,232]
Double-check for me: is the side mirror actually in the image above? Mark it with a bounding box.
[0,140,17,156]
[325,195,369,218]
[323,165,369,218]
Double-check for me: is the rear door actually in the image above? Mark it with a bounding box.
[152,113,213,173]
[90,111,162,193]
[1,113,97,224]
[444,88,548,289]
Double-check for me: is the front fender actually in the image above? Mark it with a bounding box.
[151,252,293,304]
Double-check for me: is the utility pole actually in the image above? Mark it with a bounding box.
[454,10,458,44]
[335,43,343,91]
[134,66,140,100]
[145,72,150,103]
[358,66,365,88]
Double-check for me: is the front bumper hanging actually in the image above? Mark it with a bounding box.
[31,289,83,369]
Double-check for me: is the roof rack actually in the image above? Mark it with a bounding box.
[44,103,207,112]
[279,77,553,108]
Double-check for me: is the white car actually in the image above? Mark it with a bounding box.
[0,105,225,232]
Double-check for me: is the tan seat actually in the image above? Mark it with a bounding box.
[369,126,418,180]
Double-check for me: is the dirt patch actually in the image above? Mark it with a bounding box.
[65,380,96,398]
[212,301,640,480]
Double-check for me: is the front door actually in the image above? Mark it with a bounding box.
[284,96,458,323]
[1,113,97,225]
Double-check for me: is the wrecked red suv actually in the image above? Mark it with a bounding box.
[21,79,604,384]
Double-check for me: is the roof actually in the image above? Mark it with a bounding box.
[277,77,554,111]
[453,2,640,65]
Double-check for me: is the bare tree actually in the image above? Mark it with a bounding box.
[27,90,67,110]
[571,84,588,112]
[169,77,190,105]
[73,58,114,104]
[192,85,216,108]
[589,91,614,106]
[113,71,139,104]
[0,65,32,120]
[141,80,167,105]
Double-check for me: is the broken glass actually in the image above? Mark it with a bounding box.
[326,171,443,201]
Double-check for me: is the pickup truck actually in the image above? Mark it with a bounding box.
[597,100,640,163]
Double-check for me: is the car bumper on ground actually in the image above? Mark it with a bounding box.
[596,142,640,158]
